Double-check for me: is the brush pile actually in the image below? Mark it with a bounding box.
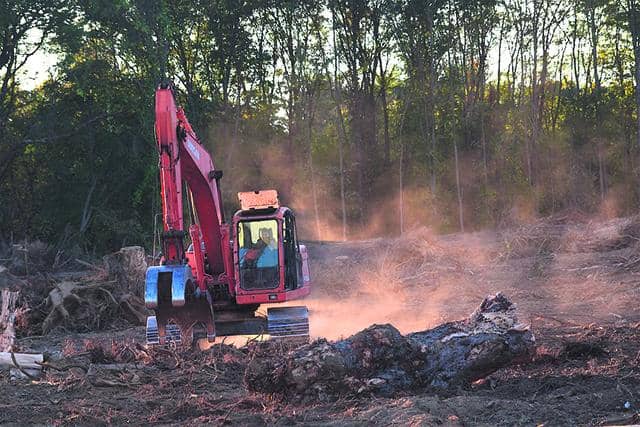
[496,214,590,261]
[0,242,148,337]
[590,215,640,272]
[312,228,460,300]
[245,293,534,401]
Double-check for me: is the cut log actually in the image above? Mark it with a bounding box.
[245,293,535,401]
[0,289,19,351]
[2,351,44,380]
[0,352,44,369]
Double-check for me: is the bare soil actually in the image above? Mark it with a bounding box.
[3,215,640,425]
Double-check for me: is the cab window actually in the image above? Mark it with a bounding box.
[237,219,279,290]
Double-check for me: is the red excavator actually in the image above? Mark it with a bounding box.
[144,82,311,346]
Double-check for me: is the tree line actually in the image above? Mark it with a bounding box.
[2,0,640,252]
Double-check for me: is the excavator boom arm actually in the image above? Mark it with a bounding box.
[154,83,228,285]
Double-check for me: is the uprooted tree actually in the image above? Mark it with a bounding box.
[245,293,534,400]
[41,246,149,334]
[0,244,149,336]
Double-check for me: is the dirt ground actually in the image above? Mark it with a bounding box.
[3,215,640,425]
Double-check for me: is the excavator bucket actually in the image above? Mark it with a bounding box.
[145,264,192,308]
[267,306,309,341]
[145,300,216,346]
[144,264,215,346]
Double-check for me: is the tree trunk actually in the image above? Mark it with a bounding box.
[399,135,404,235]
[331,18,348,241]
[572,4,581,95]
[530,2,540,186]
[80,175,97,234]
[589,3,606,200]
[102,246,148,298]
[496,13,505,105]
[379,55,391,166]
[552,45,567,133]
[0,352,43,370]
[598,148,606,202]
[429,63,438,195]
[0,289,18,351]
[225,74,243,167]
[630,0,640,150]
[481,111,488,187]
[454,139,464,232]
[307,110,321,240]
[588,7,600,89]
[398,101,409,235]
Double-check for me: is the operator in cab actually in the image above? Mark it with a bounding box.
[239,226,278,268]
[256,228,277,267]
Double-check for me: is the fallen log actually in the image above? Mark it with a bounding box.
[245,293,534,401]
[1,289,44,379]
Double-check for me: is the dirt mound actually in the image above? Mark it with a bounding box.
[494,214,638,261]
[586,216,640,273]
[496,216,594,261]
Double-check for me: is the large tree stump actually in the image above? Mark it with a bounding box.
[41,280,149,333]
[101,246,150,325]
[245,293,534,401]
[39,245,152,333]
[102,246,147,297]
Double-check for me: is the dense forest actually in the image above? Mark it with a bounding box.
[2,0,640,252]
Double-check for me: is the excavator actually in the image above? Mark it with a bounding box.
[144,82,311,346]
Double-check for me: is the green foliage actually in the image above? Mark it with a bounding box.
[2,0,640,251]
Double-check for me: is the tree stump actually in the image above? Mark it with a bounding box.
[102,246,147,297]
[0,289,19,351]
[245,293,534,401]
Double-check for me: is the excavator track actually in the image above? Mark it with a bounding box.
[146,316,159,345]
[146,316,183,346]
[148,306,310,346]
[267,306,309,342]
[165,323,183,344]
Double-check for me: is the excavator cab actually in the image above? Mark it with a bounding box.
[232,191,311,339]
[235,214,307,292]
[237,221,279,289]
[233,191,310,300]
